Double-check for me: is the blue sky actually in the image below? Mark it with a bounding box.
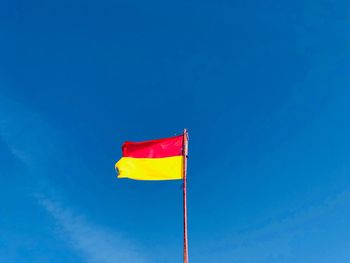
[1,0,350,262]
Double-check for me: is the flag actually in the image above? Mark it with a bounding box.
[115,135,184,180]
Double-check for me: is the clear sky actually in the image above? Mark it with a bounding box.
[1,0,350,262]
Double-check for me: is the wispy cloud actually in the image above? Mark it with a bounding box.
[0,92,147,263]
[202,187,350,263]
[0,92,58,168]
[38,196,147,263]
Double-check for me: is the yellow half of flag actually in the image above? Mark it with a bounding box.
[116,156,183,180]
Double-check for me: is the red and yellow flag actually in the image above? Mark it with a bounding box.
[115,135,184,180]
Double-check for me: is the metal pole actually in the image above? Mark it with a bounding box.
[183,129,189,263]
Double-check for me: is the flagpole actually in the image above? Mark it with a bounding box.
[183,129,189,263]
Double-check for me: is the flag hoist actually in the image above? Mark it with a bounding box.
[115,129,189,263]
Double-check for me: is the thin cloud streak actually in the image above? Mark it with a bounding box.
[38,196,147,263]
[0,92,147,263]
[199,186,350,263]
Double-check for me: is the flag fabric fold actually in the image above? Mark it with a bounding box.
[115,135,184,180]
